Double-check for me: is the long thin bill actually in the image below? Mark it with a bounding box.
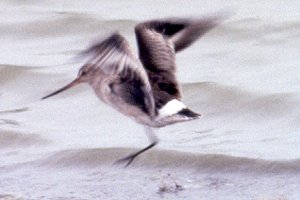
[42,78,80,100]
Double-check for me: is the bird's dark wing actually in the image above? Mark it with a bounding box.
[170,16,225,52]
[134,15,226,109]
[80,33,156,118]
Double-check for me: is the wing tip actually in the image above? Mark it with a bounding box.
[77,32,126,58]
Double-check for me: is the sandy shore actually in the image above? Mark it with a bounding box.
[0,0,300,199]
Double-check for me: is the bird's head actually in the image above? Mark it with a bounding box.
[41,65,94,100]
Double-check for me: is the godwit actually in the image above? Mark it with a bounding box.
[42,15,225,166]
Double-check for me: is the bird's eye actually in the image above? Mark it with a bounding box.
[78,69,87,76]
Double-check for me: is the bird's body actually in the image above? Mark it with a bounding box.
[43,15,226,166]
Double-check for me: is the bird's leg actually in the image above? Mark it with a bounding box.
[114,126,158,167]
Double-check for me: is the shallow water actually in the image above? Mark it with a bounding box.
[0,0,300,199]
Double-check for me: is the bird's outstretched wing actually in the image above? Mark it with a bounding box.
[134,15,226,109]
[80,33,156,118]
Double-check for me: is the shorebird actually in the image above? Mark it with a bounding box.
[42,15,226,166]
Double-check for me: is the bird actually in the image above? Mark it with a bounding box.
[42,15,226,166]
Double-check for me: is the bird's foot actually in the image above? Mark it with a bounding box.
[113,140,157,167]
[113,153,137,167]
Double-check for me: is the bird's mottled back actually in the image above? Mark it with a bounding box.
[78,33,156,121]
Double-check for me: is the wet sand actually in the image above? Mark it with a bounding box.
[0,0,300,199]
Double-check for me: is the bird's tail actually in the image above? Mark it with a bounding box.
[155,99,200,126]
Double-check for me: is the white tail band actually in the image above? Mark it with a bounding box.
[158,99,186,118]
